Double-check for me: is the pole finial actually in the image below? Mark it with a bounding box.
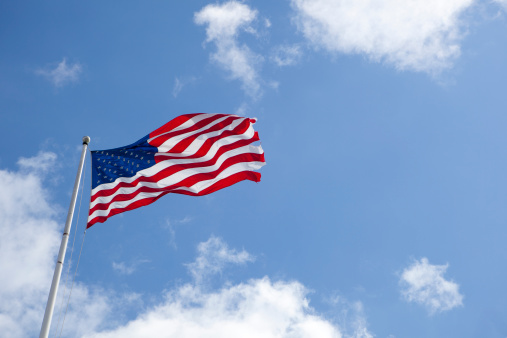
[82,136,91,145]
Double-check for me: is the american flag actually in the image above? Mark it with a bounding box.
[87,113,265,228]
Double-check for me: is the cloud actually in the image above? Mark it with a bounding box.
[17,151,58,172]
[400,257,464,314]
[164,216,193,249]
[1,153,370,337]
[0,153,61,338]
[271,44,303,66]
[112,260,150,275]
[291,0,475,73]
[86,277,344,338]
[172,77,197,98]
[327,296,374,338]
[185,235,255,284]
[0,152,129,337]
[86,236,359,338]
[194,1,263,97]
[494,0,507,10]
[36,58,82,87]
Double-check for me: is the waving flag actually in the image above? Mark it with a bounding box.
[87,114,265,228]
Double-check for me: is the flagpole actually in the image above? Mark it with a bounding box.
[39,136,90,338]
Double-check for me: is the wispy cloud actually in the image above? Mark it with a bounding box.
[235,102,249,116]
[185,235,254,284]
[194,1,264,98]
[112,260,150,276]
[164,216,193,249]
[400,257,464,314]
[172,76,197,98]
[494,0,507,8]
[327,295,374,338]
[36,58,82,87]
[17,151,57,172]
[271,44,303,66]
[291,0,475,74]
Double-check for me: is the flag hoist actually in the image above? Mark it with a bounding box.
[40,114,265,337]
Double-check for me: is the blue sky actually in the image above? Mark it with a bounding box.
[1,0,507,337]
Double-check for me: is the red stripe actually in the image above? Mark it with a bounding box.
[87,171,260,228]
[149,114,235,148]
[153,119,253,163]
[164,116,243,154]
[90,132,260,202]
[174,171,261,196]
[88,152,265,215]
[149,114,201,138]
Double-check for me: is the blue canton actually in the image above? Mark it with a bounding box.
[91,135,158,189]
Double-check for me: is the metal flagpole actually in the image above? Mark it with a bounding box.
[39,136,90,338]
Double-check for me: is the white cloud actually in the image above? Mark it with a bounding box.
[272,44,303,66]
[172,76,197,98]
[17,150,57,172]
[185,235,255,284]
[86,277,343,338]
[0,152,127,337]
[291,0,475,73]
[86,236,358,338]
[1,154,371,337]
[36,58,82,87]
[165,216,193,249]
[0,153,61,338]
[328,296,374,338]
[235,102,249,116]
[194,1,263,97]
[400,257,464,314]
[112,260,150,275]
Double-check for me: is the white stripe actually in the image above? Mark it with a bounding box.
[171,161,265,194]
[158,120,248,157]
[88,191,165,221]
[148,113,216,143]
[155,120,254,158]
[88,160,264,221]
[90,144,264,209]
[90,125,256,196]
[151,115,233,152]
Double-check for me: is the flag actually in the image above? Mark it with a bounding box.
[87,113,265,228]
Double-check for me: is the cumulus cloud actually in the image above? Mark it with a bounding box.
[194,1,263,97]
[291,0,475,73]
[86,277,344,338]
[0,153,61,337]
[86,236,362,338]
[271,44,303,66]
[400,257,464,314]
[0,152,123,337]
[1,153,371,337]
[36,58,82,87]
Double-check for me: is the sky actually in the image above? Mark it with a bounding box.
[1,0,507,337]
